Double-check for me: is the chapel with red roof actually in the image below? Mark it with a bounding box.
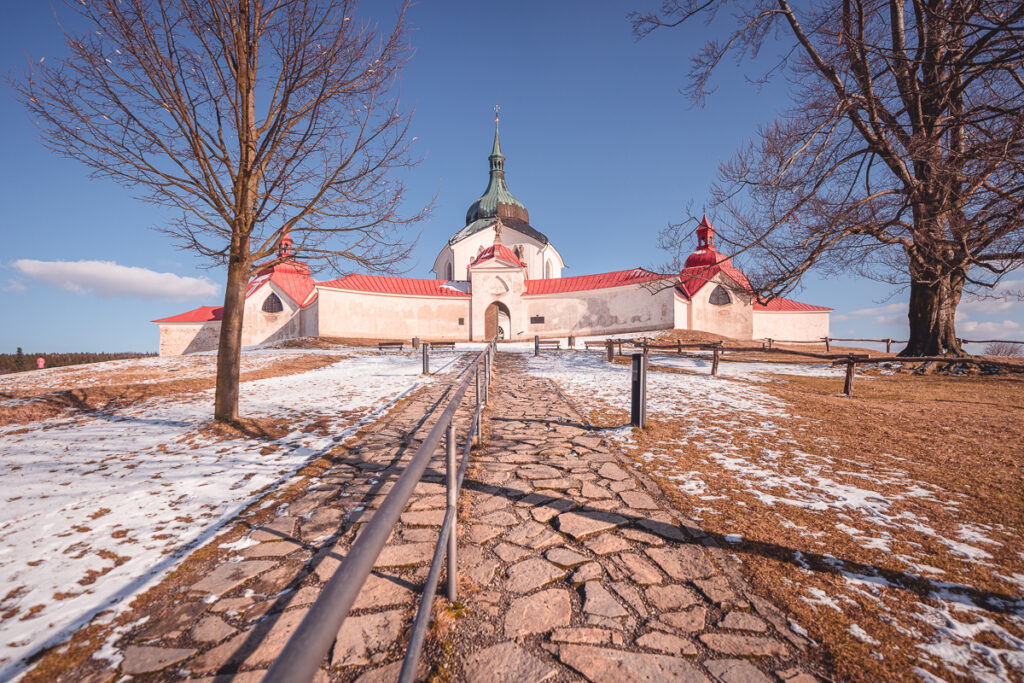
[153,117,830,355]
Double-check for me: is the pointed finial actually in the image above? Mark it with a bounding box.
[490,106,503,159]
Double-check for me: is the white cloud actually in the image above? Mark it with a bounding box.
[12,259,219,302]
[832,302,905,323]
[958,319,1022,338]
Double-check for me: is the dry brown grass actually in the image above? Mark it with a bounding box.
[574,366,1024,682]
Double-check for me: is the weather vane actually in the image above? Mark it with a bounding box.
[494,104,501,122]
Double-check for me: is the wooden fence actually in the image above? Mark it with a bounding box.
[594,337,1024,397]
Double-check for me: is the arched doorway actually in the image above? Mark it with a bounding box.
[484,301,511,340]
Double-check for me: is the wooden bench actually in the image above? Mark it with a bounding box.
[536,340,561,350]
[429,341,456,350]
[584,341,606,350]
[377,342,404,353]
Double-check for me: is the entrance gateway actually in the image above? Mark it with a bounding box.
[484,301,511,340]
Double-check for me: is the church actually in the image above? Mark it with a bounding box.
[154,118,830,356]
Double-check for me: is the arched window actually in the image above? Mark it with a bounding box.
[445,262,453,280]
[709,285,731,306]
[514,245,524,260]
[545,260,553,279]
[262,292,283,313]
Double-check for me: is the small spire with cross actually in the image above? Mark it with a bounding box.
[494,104,501,123]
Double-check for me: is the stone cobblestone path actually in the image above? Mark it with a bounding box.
[446,354,818,682]
[29,352,820,682]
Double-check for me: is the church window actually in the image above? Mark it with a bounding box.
[531,315,545,324]
[446,262,453,280]
[262,292,284,313]
[458,317,465,325]
[545,260,552,279]
[709,285,731,306]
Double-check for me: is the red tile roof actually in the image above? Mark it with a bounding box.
[252,259,317,307]
[754,298,832,312]
[470,244,526,268]
[152,305,223,323]
[318,274,471,297]
[525,268,667,295]
[679,259,752,298]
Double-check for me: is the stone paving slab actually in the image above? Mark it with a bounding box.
[446,354,820,682]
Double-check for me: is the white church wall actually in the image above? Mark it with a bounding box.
[688,274,754,339]
[437,225,563,280]
[752,311,830,342]
[241,282,301,347]
[673,295,690,330]
[469,265,528,340]
[158,322,220,356]
[522,285,675,337]
[317,288,471,340]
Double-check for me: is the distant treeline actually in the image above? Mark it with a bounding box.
[0,348,157,375]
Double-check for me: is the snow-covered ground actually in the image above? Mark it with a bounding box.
[526,352,1024,682]
[0,348,463,679]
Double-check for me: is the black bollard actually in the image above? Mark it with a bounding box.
[630,353,647,428]
[422,342,430,375]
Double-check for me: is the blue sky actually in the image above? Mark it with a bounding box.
[1,1,1019,352]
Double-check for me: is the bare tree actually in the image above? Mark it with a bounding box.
[633,0,1024,356]
[13,0,424,421]
[984,341,1023,357]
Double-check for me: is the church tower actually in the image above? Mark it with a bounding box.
[433,110,565,281]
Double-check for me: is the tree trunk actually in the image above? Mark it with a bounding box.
[214,255,250,423]
[901,272,964,357]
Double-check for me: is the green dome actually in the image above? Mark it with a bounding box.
[465,118,530,225]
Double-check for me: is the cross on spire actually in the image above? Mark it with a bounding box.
[494,104,501,122]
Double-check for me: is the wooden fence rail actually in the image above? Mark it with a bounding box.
[594,337,1024,397]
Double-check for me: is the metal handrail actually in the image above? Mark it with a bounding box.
[263,339,496,683]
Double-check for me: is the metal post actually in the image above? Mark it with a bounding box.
[568,334,575,349]
[677,340,681,354]
[422,342,430,375]
[630,353,647,428]
[474,368,481,446]
[484,353,490,403]
[712,346,720,377]
[446,420,457,602]
[843,357,856,396]
[606,340,614,362]
[534,335,540,356]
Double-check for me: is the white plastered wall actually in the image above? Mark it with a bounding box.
[752,310,830,342]
[317,287,471,340]
[157,281,311,356]
[673,294,690,330]
[158,322,220,356]
[522,284,676,338]
[687,273,754,339]
[433,224,564,280]
[469,262,528,340]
